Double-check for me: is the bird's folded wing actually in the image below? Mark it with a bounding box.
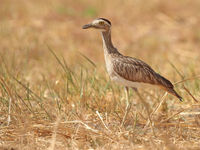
[112,56,173,88]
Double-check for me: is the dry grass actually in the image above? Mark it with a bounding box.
[0,0,200,149]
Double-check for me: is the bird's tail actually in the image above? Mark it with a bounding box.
[155,73,183,101]
[165,87,183,101]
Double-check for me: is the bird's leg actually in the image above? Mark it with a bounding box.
[125,86,129,107]
[121,87,132,127]
[133,88,156,136]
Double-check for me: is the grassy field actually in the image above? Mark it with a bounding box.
[0,0,200,149]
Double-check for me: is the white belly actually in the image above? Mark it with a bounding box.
[111,73,156,89]
[110,73,141,88]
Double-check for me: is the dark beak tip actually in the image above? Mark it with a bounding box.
[82,26,86,29]
[82,24,91,29]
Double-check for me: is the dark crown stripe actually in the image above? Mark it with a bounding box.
[98,18,111,25]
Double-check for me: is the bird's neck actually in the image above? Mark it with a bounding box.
[101,30,119,54]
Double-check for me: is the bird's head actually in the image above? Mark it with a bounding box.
[82,18,111,32]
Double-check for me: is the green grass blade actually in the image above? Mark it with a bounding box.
[78,52,96,68]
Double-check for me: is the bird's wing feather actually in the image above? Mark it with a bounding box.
[112,55,182,101]
[112,55,173,88]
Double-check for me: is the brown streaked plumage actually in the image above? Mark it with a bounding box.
[112,54,182,100]
[82,18,182,101]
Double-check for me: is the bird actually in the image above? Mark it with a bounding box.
[82,18,182,124]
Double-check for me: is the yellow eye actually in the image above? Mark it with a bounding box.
[99,21,104,25]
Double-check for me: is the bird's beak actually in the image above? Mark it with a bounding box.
[82,23,93,29]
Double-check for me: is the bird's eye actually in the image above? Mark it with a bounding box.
[99,21,104,25]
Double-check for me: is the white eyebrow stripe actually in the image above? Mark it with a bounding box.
[92,19,110,26]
